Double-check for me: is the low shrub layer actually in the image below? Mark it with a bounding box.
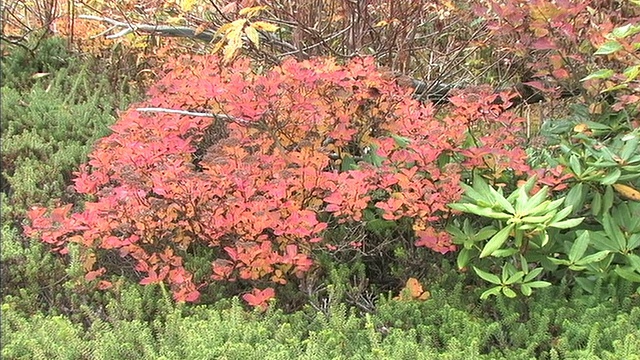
[2,277,639,360]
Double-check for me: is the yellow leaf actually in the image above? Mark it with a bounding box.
[613,184,640,201]
[374,20,389,27]
[83,252,96,272]
[251,21,279,32]
[166,16,185,25]
[212,39,225,54]
[180,0,196,12]
[244,25,260,47]
[216,22,234,36]
[239,5,269,18]
[223,34,243,62]
[573,123,590,133]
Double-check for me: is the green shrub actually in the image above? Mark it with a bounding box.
[0,36,72,91]
[1,64,136,215]
[1,36,142,315]
[3,275,639,359]
[1,304,87,360]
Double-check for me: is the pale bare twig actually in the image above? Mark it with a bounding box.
[135,107,250,125]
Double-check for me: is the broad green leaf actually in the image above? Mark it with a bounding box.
[502,287,517,298]
[603,185,614,214]
[480,286,502,300]
[448,203,512,220]
[564,183,585,214]
[589,230,620,252]
[522,186,549,215]
[591,191,602,216]
[612,23,640,39]
[489,185,515,213]
[629,234,640,250]
[627,253,640,272]
[600,168,621,185]
[457,248,472,269]
[615,266,640,282]
[549,205,574,224]
[476,226,498,241]
[515,185,530,215]
[523,267,544,283]
[520,212,555,224]
[548,257,571,266]
[391,133,412,148]
[508,175,537,203]
[594,40,623,55]
[458,182,492,205]
[362,144,385,167]
[620,133,639,161]
[549,217,584,229]
[575,251,610,265]
[540,230,550,247]
[569,231,590,262]
[491,248,519,257]
[623,65,640,82]
[544,198,567,212]
[581,69,615,81]
[520,283,532,296]
[519,255,529,273]
[473,267,501,284]
[340,155,358,171]
[469,173,496,204]
[505,271,524,285]
[525,281,552,288]
[480,224,514,258]
[602,212,627,251]
[527,200,552,216]
[446,224,467,241]
[575,277,595,293]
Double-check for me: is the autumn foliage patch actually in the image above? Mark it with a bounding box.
[25,54,543,304]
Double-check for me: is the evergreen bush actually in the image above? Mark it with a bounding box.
[1,36,142,315]
[2,281,639,359]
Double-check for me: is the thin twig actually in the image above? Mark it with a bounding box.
[136,107,250,124]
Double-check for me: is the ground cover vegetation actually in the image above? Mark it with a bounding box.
[1,0,640,358]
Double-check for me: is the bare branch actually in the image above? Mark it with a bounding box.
[135,107,250,125]
[79,15,217,42]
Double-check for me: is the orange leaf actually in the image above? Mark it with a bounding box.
[394,278,431,301]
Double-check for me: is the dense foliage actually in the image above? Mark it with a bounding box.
[24,52,547,303]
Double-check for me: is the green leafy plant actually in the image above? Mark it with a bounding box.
[448,174,585,298]
[531,14,640,294]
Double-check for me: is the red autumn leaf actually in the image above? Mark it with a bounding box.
[97,280,113,290]
[140,266,169,285]
[242,287,276,310]
[85,267,106,282]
